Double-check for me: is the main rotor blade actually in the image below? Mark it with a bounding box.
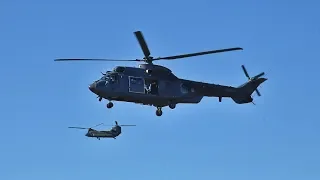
[241,65,250,79]
[91,123,104,128]
[54,58,142,62]
[134,31,151,58]
[153,47,243,60]
[102,124,136,127]
[68,127,88,129]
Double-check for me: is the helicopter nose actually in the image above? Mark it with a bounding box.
[89,82,96,92]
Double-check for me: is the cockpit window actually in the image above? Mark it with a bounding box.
[100,75,109,81]
[109,75,116,82]
[113,66,126,73]
[180,83,190,94]
[101,74,118,84]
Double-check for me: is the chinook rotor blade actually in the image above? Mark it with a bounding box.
[134,31,151,58]
[119,125,136,126]
[54,58,143,62]
[103,121,136,127]
[91,123,104,128]
[68,123,104,130]
[153,47,243,61]
[68,127,88,129]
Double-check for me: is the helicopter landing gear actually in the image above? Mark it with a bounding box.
[97,96,103,101]
[156,107,163,116]
[106,102,113,109]
[169,103,176,109]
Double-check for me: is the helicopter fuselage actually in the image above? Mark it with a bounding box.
[89,64,267,111]
[86,128,121,138]
[90,64,204,107]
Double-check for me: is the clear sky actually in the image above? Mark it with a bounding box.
[1,0,319,179]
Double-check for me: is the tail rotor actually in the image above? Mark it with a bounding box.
[241,65,265,97]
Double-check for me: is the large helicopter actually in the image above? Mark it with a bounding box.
[55,31,267,116]
[68,121,136,140]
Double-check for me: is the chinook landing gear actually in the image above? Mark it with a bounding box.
[156,107,163,116]
[106,102,113,109]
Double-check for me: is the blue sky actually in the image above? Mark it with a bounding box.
[1,0,319,179]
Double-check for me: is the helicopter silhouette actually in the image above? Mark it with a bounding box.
[55,31,267,116]
[68,121,136,140]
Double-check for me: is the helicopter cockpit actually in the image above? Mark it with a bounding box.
[99,73,118,84]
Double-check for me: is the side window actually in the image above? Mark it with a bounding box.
[130,77,143,85]
[129,76,145,93]
[180,84,189,94]
[180,83,194,94]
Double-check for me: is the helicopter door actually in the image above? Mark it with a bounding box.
[144,78,159,95]
[128,76,145,93]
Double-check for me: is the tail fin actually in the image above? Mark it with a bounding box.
[231,78,267,104]
[237,78,267,95]
[232,65,267,104]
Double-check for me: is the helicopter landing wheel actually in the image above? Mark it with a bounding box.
[98,96,102,101]
[156,108,162,116]
[169,103,176,109]
[106,102,113,109]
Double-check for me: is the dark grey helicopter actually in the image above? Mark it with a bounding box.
[68,121,136,140]
[55,31,267,116]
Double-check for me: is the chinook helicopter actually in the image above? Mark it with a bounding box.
[55,31,267,116]
[68,121,136,140]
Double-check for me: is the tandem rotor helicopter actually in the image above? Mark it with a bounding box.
[68,121,136,140]
[55,31,267,116]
